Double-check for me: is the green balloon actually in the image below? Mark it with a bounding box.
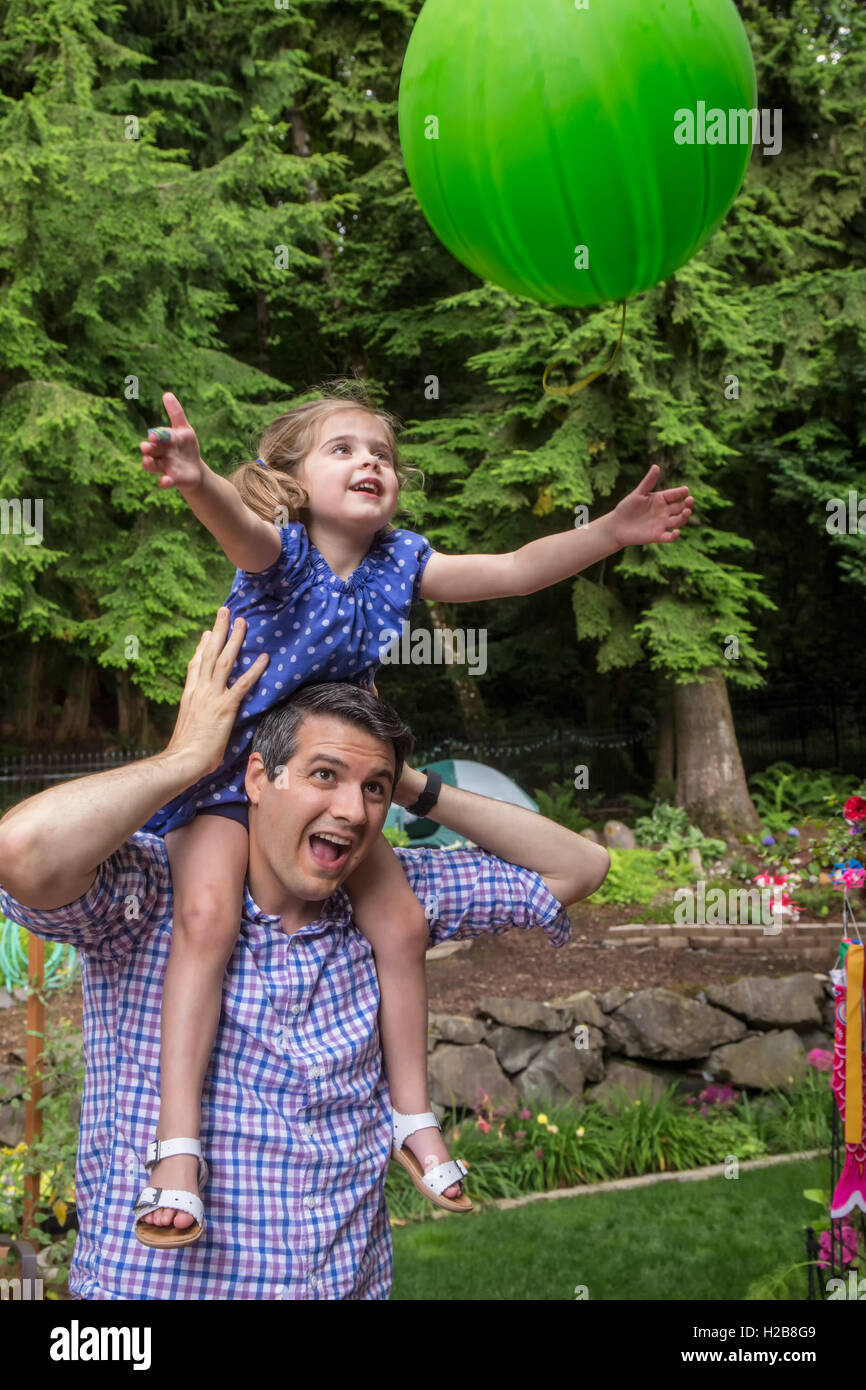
[398,0,757,307]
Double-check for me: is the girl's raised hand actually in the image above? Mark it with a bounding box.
[611,464,694,546]
[139,392,204,491]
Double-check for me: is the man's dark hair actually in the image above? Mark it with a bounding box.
[250,682,415,792]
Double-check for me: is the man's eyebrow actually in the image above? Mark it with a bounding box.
[321,434,394,456]
[305,753,394,784]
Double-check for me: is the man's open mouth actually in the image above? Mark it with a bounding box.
[308,831,353,870]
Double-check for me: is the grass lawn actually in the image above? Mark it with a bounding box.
[390,1157,828,1301]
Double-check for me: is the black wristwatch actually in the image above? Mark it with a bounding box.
[406,769,443,820]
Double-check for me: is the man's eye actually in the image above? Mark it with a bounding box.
[313,768,335,780]
[365,782,385,796]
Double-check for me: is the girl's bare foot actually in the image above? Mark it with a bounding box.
[402,1124,463,1198]
[137,1152,201,1228]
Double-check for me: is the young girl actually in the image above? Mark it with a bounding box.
[132,386,693,1247]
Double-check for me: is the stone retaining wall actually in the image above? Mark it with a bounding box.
[426,972,835,1112]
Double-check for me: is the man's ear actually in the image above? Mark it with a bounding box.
[245,752,270,806]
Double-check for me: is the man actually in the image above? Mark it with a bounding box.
[0,608,610,1300]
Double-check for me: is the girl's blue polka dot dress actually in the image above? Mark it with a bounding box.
[142,523,436,837]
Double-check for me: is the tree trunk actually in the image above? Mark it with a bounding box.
[654,674,675,792]
[116,669,149,747]
[426,601,488,738]
[15,646,43,740]
[674,667,760,838]
[56,661,95,744]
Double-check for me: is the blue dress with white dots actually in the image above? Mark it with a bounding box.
[142,522,435,836]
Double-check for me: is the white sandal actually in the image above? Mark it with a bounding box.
[133,1137,209,1249]
[390,1108,473,1214]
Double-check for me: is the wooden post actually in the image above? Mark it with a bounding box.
[23,934,45,1235]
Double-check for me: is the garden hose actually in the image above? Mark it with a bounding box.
[0,918,79,994]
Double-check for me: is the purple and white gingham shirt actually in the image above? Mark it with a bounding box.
[0,831,569,1300]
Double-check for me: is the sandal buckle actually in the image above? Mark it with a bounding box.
[134,1186,161,1213]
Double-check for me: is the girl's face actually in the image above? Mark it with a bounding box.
[295,409,399,530]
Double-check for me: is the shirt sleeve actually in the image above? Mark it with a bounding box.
[393,846,571,948]
[230,522,309,602]
[0,831,171,962]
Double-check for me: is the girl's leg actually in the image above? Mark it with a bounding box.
[345,834,463,1199]
[139,814,248,1229]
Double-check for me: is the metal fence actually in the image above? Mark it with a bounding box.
[0,690,862,811]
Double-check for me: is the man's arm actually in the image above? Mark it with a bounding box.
[0,610,268,911]
[393,766,609,906]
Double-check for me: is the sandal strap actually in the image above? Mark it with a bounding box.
[422,1158,468,1197]
[133,1186,204,1226]
[392,1108,441,1152]
[145,1137,208,1187]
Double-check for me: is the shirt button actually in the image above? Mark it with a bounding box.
[309,1275,318,1290]
[305,1196,316,1210]
[302,1125,314,1139]
[291,1005,301,1016]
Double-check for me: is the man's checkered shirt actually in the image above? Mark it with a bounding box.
[0,832,570,1300]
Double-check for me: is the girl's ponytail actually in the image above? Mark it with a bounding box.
[228,456,309,528]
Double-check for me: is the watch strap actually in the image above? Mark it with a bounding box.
[406,770,443,819]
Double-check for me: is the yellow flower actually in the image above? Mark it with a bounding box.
[546,1124,559,1134]
[576,1126,585,1137]
[634,1099,641,1106]
[536,1113,548,1126]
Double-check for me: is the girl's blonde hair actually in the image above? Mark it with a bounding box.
[228,378,423,541]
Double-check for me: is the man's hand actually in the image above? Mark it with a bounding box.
[165,607,269,780]
[140,392,206,493]
[611,464,694,547]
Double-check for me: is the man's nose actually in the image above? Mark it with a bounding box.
[329,781,369,826]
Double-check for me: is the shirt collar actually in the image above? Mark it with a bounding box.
[241,879,354,933]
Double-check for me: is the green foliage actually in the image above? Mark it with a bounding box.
[0,1015,83,1290]
[382,824,410,848]
[632,802,728,867]
[747,762,861,835]
[532,779,602,834]
[584,847,684,906]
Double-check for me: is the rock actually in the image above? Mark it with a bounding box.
[705,974,824,1031]
[603,821,636,850]
[476,997,571,1033]
[548,990,607,1029]
[516,1034,603,1104]
[0,1101,25,1147]
[799,1030,834,1055]
[610,988,747,1062]
[0,1063,23,1101]
[598,986,631,1013]
[822,996,837,1033]
[586,1060,691,1113]
[707,1029,807,1089]
[428,1013,487,1045]
[688,847,703,873]
[487,1026,547,1075]
[0,986,16,1010]
[579,829,602,844]
[428,1043,517,1109]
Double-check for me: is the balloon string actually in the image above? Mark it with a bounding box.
[542,301,627,398]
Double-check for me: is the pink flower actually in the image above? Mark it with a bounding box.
[844,796,866,824]
[476,1119,491,1135]
[817,1222,858,1269]
[519,1108,532,1120]
[535,1147,544,1160]
[514,1130,526,1140]
[807,1048,834,1073]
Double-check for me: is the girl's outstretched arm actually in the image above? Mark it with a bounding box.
[141,392,282,573]
[419,463,694,603]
